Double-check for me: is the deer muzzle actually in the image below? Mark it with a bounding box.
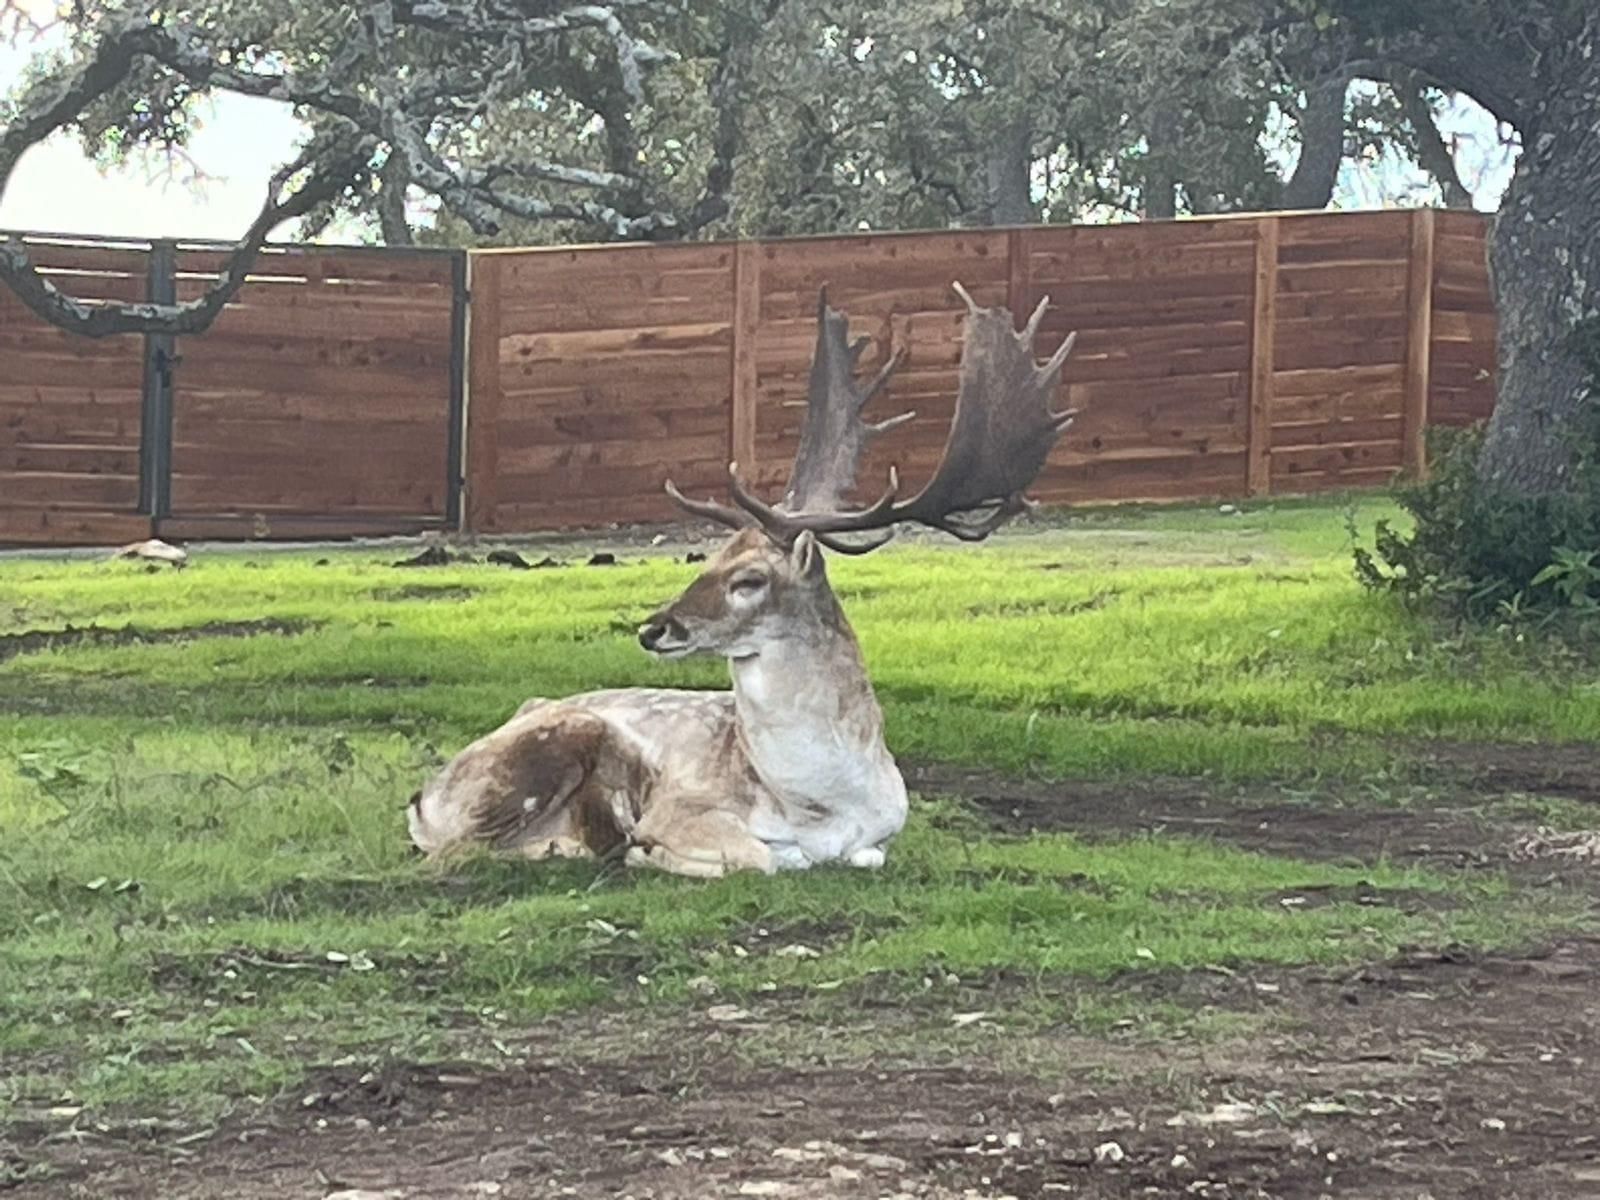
[638,612,691,655]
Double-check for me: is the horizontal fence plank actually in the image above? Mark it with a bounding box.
[1274,385,1406,425]
[177,247,456,286]
[1036,450,1250,505]
[2,273,147,304]
[5,241,150,275]
[1028,220,1257,254]
[0,444,141,475]
[495,407,730,446]
[496,460,730,507]
[1276,437,1405,470]
[174,389,446,425]
[169,474,445,515]
[498,431,728,474]
[1272,416,1404,450]
[0,507,150,546]
[0,252,148,545]
[0,469,140,508]
[179,300,454,342]
[1271,465,1401,494]
[155,515,444,540]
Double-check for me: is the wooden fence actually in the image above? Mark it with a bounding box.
[465,209,1496,532]
[1,210,1496,545]
[2,234,465,545]
[163,244,464,540]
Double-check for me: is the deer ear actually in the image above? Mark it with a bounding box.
[790,530,825,579]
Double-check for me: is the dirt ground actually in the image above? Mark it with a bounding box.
[6,757,1599,1200]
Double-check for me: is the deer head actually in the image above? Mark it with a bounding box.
[640,282,1078,659]
[637,527,839,659]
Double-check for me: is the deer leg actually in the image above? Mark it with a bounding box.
[624,843,729,879]
[845,845,887,869]
[627,806,776,877]
[409,709,648,859]
[516,834,593,862]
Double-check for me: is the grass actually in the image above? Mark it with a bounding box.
[0,493,1594,1123]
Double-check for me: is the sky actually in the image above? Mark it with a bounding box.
[0,15,309,239]
[0,9,1515,244]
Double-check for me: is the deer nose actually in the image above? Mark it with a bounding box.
[638,615,686,651]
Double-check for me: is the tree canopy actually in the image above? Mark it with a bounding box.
[1,0,747,332]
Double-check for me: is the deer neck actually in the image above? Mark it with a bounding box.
[727,605,893,803]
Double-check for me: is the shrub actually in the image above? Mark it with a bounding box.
[1354,317,1600,619]
[1352,421,1600,619]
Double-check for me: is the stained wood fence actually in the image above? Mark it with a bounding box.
[1,235,465,545]
[1,210,1496,545]
[465,208,1495,531]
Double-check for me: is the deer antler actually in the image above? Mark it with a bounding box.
[663,287,909,545]
[785,288,912,512]
[666,282,1077,551]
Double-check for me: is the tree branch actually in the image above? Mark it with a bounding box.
[680,0,787,236]
[1,0,695,333]
[377,146,416,246]
[0,6,166,199]
[0,139,369,337]
[0,0,52,44]
[392,0,670,102]
[1393,73,1474,208]
[1298,4,1537,132]
[382,110,668,238]
[1280,66,1354,210]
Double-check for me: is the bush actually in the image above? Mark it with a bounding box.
[1352,422,1600,618]
[1355,315,1600,619]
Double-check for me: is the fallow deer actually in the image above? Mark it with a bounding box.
[407,282,1077,877]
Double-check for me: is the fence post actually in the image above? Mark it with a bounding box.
[445,250,469,530]
[1246,216,1280,496]
[464,253,503,534]
[1006,227,1031,320]
[730,242,760,477]
[138,239,177,520]
[1402,208,1437,478]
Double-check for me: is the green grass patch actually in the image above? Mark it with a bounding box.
[0,743,1562,1119]
[1,494,1594,1121]
[5,494,1599,781]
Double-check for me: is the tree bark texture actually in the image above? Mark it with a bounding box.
[378,149,415,246]
[1477,47,1600,495]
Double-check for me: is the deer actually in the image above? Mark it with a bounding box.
[406,282,1077,877]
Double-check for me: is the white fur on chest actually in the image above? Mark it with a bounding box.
[736,659,908,863]
[745,755,906,861]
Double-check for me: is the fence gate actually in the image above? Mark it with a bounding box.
[153,243,467,540]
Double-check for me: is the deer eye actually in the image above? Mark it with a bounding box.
[728,573,768,597]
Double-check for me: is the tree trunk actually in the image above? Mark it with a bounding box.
[978,119,1035,226]
[378,149,415,247]
[1477,56,1600,495]
[1280,70,1352,210]
[1143,105,1179,219]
